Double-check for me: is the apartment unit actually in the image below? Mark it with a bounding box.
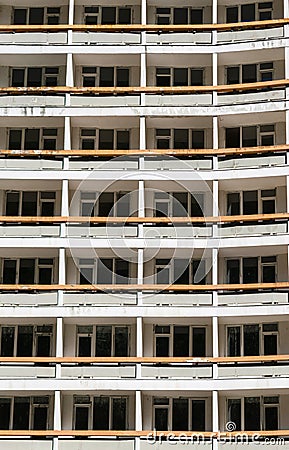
[0,0,289,450]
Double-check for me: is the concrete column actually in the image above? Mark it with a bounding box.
[54,390,62,429]
[138,180,145,238]
[284,0,289,18]
[212,0,218,23]
[67,0,75,44]
[61,180,69,217]
[212,179,219,240]
[58,248,65,305]
[63,116,71,170]
[136,316,143,378]
[137,249,144,305]
[55,317,63,377]
[141,0,147,24]
[139,116,146,169]
[212,390,219,450]
[212,116,218,170]
[140,53,146,105]
[136,390,142,430]
[212,53,218,105]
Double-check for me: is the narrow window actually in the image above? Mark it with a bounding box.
[84,7,99,25]
[95,326,112,357]
[24,129,40,150]
[241,4,256,22]
[19,259,35,284]
[118,8,131,25]
[156,129,171,149]
[77,326,93,357]
[156,259,171,284]
[225,128,240,148]
[227,193,240,215]
[115,327,129,357]
[9,130,22,150]
[243,257,258,283]
[174,129,189,149]
[193,327,206,357]
[99,130,114,150]
[79,259,94,284]
[101,7,116,25]
[156,68,171,87]
[117,130,130,150]
[80,192,96,217]
[82,67,97,87]
[172,192,188,216]
[244,325,259,356]
[242,64,257,83]
[173,68,188,86]
[172,398,188,430]
[192,259,206,285]
[112,398,127,430]
[17,326,33,356]
[245,397,260,430]
[40,192,56,216]
[38,258,53,284]
[261,256,276,283]
[190,9,203,24]
[192,130,205,149]
[260,125,275,146]
[22,192,37,216]
[0,398,11,429]
[227,326,241,357]
[3,260,17,284]
[13,397,30,429]
[173,326,189,357]
[97,258,113,284]
[242,126,257,147]
[116,68,129,87]
[1,327,15,357]
[226,7,238,23]
[6,192,20,216]
[13,9,27,25]
[155,326,170,357]
[81,129,96,150]
[258,2,273,20]
[99,67,114,87]
[12,69,25,87]
[93,397,109,429]
[226,67,240,85]
[260,62,273,82]
[32,397,49,430]
[174,259,190,284]
[27,68,42,87]
[44,68,59,87]
[173,8,188,24]
[191,69,204,86]
[263,323,278,355]
[154,398,169,430]
[115,259,129,284]
[192,400,206,431]
[243,190,258,215]
[228,399,241,430]
[36,326,52,357]
[98,192,114,217]
[46,7,60,25]
[43,129,57,150]
[116,192,130,217]
[74,396,90,430]
[264,397,279,430]
[191,193,204,217]
[156,8,171,25]
[227,259,240,284]
[29,8,44,25]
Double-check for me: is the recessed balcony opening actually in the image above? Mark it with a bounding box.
[76,256,137,285]
[0,324,53,357]
[227,396,279,431]
[77,324,130,357]
[83,6,132,25]
[154,324,207,358]
[227,322,278,357]
[0,396,51,430]
[13,7,61,25]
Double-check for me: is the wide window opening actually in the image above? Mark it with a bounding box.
[154,325,206,357]
[0,397,50,430]
[153,397,206,431]
[225,125,275,148]
[74,396,128,430]
[226,188,276,216]
[227,323,278,356]
[228,396,279,431]
[2,258,55,284]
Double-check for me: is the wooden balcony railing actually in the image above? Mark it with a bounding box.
[0,18,288,33]
[0,79,288,95]
[0,282,288,291]
[0,144,288,157]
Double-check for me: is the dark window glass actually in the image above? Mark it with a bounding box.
[173,8,188,24]
[227,193,240,215]
[227,327,241,357]
[12,69,25,87]
[191,194,204,217]
[1,327,15,357]
[261,134,274,146]
[38,266,53,284]
[116,193,130,217]
[191,69,204,86]
[173,192,188,216]
[192,259,206,285]
[112,398,126,430]
[173,326,189,357]
[83,76,96,87]
[95,326,112,357]
[265,407,278,430]
[80,267,93,284]
[244,325,259,356]
[173,399,188,430]
[115,327,128,357]
[242,64,257,83]
[243,190,258,214]
[36,335,51,357]
[22,192,37,216]
[192,130,204,149]
[227,67,240,85]
[259,10,272,20]
[117,68,129,87]
[33,406,48,430]
[19,259,35,284]
[117,131,130,150]
[78,336,91,357]
[228,399,241,430]
[243,257,258,284]
[25,129,40,150]
[3,260,17,284]
[6,192,20,215]
[99,130,114,150]
[115,259,129,284]
[155,407,168,430]
[13,397,30,429]
[13,9,27,25]
[264,334,277,355]
[99,67,114,87]
[241,4,256,22]
[245,397,260,430]
[262,264,276,283]
[191,9,203,24]
[9,130,22,150]
[174,259,190,284]
[27,68,42,87]
[41,201,55,216]
[225,128,240,148]
[174,129,189,149]
[93,397,109,429]
[156,69,171,87]
[119,8,131,24]
[192,400,206,431]
[75,406,89,430]
[193,328,206,357]
[226,7,238,23]
[17,325,33,357]
[173,68,188,86]
[97,258,113,284]
[29,8,44,25]
[98,193,114,217]
[101,7,116,25]
[227,259,240,284]
[156,336,169,357]
[0,399,11,429]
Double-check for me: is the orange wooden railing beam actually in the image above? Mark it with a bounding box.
[0,79,288,95]
[0,282,289,291]
[1,144,288,157]
[0,18,288,32]
[0,212,288,224]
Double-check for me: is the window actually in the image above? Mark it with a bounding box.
[155,128,206,149]
[79,258,131,284]
[156,68,204,87]
[82,67,97,87]
[227,323,278,357]
[5,191,56,216]
[226,189,276,215]
[77,325,130,357]
[154,325,206,357]
[0,397,50,430]
[8,128,58,151]
[99,129,130,150]
[153,398,206,431]
[74,396,128,430]
[227,396,278,431]
[154,192,204,218]
[80,192,130,218]
[101,7,131,25]
[13,7,60,25]
[99,67,130,87]
[258,2,273,20]
[226,256,277,284]
[155,258,207,286]
[84,7,99,24]
[0,325,53,357]
[226,3,272,23]
[225,125,275,148]
[80,129,96,150]
[11,67,59,87]
[2,258,54,284]
[226,62,274,85]
[156,7,203,25]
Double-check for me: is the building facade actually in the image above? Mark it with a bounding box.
[0,0,288,449]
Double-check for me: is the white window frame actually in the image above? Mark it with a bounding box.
[8,128,59,151]
[226,256,277,284]
[78,258,131,284]
[226,188,276,215]
[10,67,59,87]
[1,258,55,284]
[5,190,56,216]
[153,397,207,431]
[155,7,204,25]
[154,258,206,285]
[73,396,92,429]
[227,396,279,431]
[76,325,131,357]
[258,2,273,20]
[226,323,279,356]
[83,6,99,24]
[12,7,61,25]
[154,325,207,357]
[225,63,274,84]
[83,6,132,25]
[0,325,53,357]
[155,128,206,149]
